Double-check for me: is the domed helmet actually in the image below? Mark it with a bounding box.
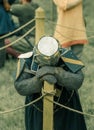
[33,36,61,66]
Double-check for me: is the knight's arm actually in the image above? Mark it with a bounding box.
[53,0,82,10]
[14,59,43,96]
[36,46,84,90]
[36,65,84,90]
[54,67,84,90]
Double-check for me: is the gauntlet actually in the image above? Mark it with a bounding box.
[36,66,84,90]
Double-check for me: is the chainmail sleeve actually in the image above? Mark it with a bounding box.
[14,58,43,96]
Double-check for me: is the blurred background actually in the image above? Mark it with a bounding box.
[0,0,94,130]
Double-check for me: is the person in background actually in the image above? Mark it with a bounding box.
[53,0,88,58]
[0,0,16,67]
[3,0,39,58]
[14,36,87,130]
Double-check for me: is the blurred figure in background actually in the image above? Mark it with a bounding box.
[3,0,39,58]
[52,0,88,129]
[53,0,88,58]
[0,0,16,67]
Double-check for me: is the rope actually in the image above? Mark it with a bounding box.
[0,26,35,51]
[0,90,94,118]
[46,18,94,33]
[0,19,35,40]
[55,29,75,41]
[0,16,93,51]
[42,88,56,96]
[46,19,94,41]
[55,28,94,41]
[46,97,94,118]
[88,35,94,39]
[0,15,94,41]
[0,94,45,115]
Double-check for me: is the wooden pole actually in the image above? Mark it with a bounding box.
[35,7,54,130]
[43,81,54,130]
[35,7,45,44]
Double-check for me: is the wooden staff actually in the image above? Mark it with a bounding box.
[35,7,54,130]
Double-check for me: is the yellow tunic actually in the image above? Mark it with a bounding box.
[53,0,88,48]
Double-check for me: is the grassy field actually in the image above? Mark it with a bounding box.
[0,44,94,130]
[0,0,94,130]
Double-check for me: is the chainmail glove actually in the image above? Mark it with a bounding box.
[36,66,84,90]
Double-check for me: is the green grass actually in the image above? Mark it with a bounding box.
[0,60,25,130]
[79,45,94,130]
[0,0,94,129]
[0,44,94,130]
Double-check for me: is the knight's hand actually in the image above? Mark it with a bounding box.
[40,74,57,84]
[36,66,55,78]
[36,66,84,90]
[36,66,64,85]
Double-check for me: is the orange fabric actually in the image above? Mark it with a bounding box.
[53,0,88,47]
[62,40,88,48]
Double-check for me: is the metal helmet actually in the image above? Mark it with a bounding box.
[33,36,61,66]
